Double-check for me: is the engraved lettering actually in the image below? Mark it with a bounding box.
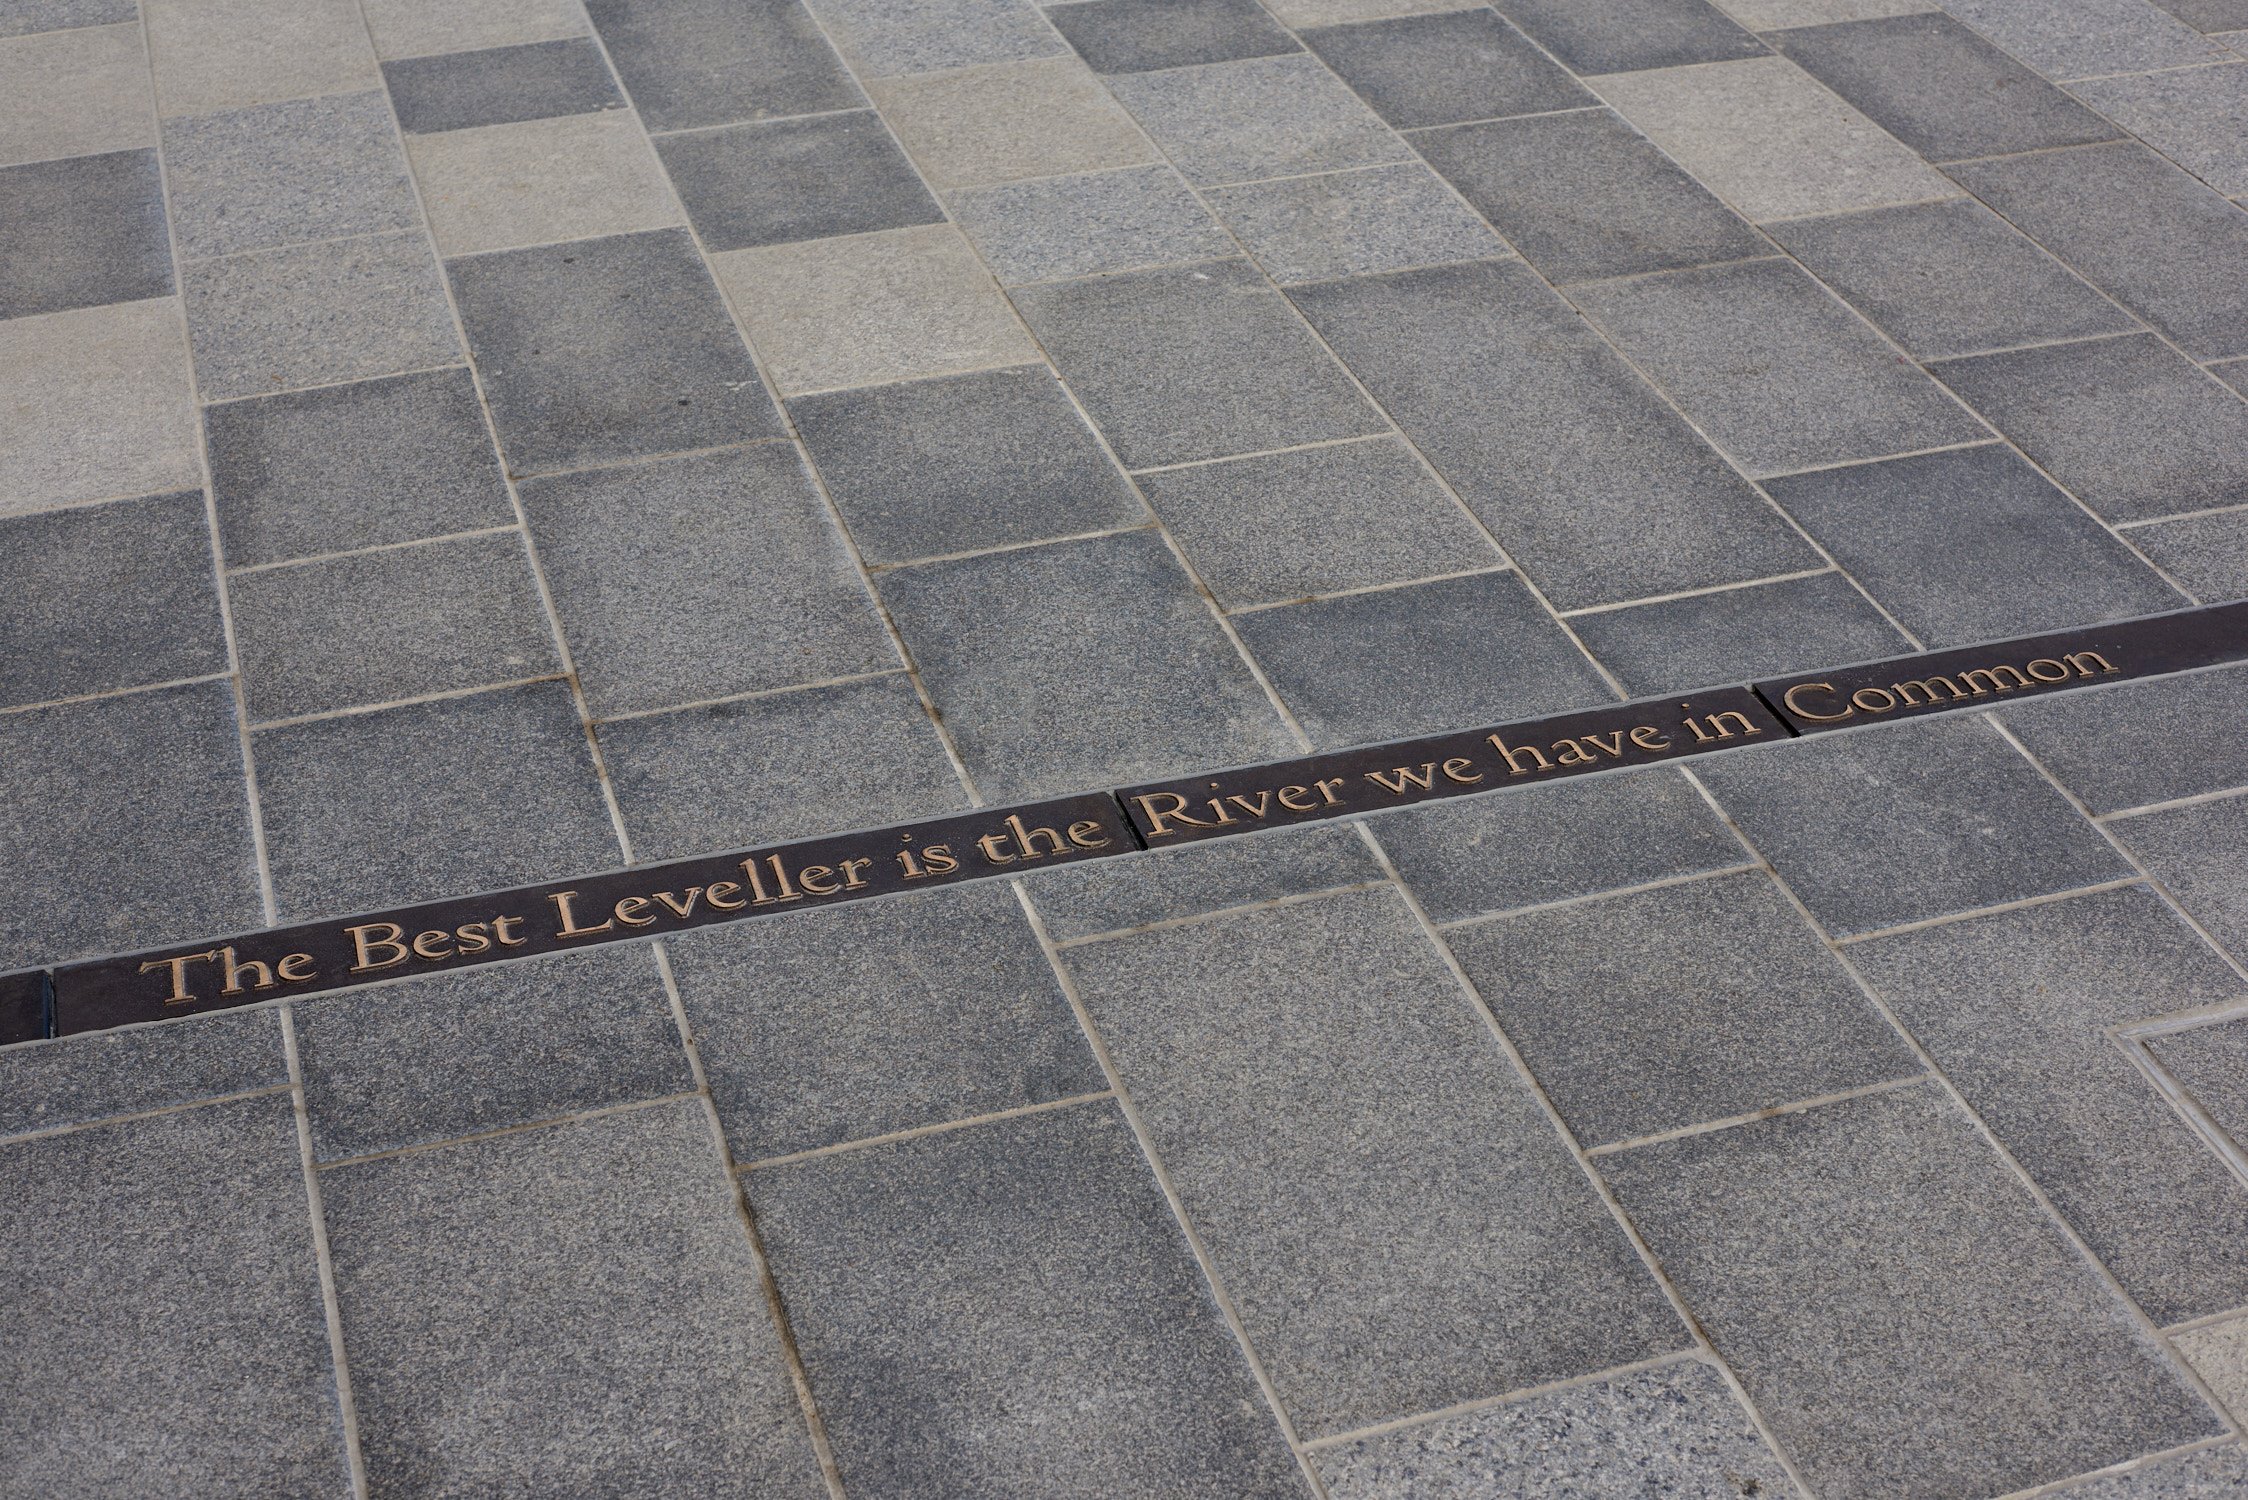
[1488,735,1551,775]
[347,923,412,973]
[705,881,747,909]
[1781,682,1852,723]
[922,844,959,874]
[1440,757,1483,785]
[1960,664,2032,696]
[142,951,217,1004]
[613,895,658,927]
[550,890,616,937]
[492,915,527,947]
[410,929,453,961]
[456,922,493,955]
[837,857,875,888]
[1005,814,1069,859]
[2025,657,2072,683]
[1892,676,1967,707]
[1630,724,1671,751]
[1133,791,1220,837]
[2065,650,2118,677]
[976,833,1016,865]
[651,887,702,919]
[276,952,317,982]
[1276,784,1319,811]
[1578,731,1625,758]
[1065,820,1112,849]
[1366,763,1438,795]
[797,865,841,895]
[1851,686,1897,714]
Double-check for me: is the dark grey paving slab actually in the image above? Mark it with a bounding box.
[181,231,460,401]
[1372,765,1745,923]
[1312,1360,1791,1499]
[654,110,942,253]
[791,364,1143,566]
[877,529,1295,798]
[0,0,134,36]
[0,681,260,968]
[520,443,894,717]
[0,489,228,709]
[1065,886,1686,1435]
[1852,886,2248,1326]
[949,164,1235,285]
[297,944,692,1162]
[1940,0,2222,80]
[1763,444,2183,647]
[1106,54,1411,187]
[1027,820,1384,938]
[445,228,783,477]
[1496,0,1765,73]
[0,1006,285,1141]
[749,1102,1304,1497]
[2148,1016,2248,1149]
[1572,258,1987,479]
[1234,569,1615,747]
[204,366,513,568]
[2151,0,2248,28]
[601,675,966,859]
[1208,162,1507,285]
[2000,662,2248,815]
[670,881,1100,1160]
[323,1100,827,1498]
[1770,12,2120,164]
[383,37,622,134]
[1950,143,2248,362]
[1302,8,1593,129]
[1693,714,2132,938]
[0,148,171,320]
[1009,258,1383,470]
[0,1094,347,1498]
[1411,110,1766,286]
[1451,869,1916,1146]
[229,530,558,721]
[1932,335,2248,526]
[2111,793,2248,959]
[1571,572,1909,698]
[1601,1084,2222,1500]
[583,0,862,133]
[255,679,620,918]
[1290,260,1818,610]
[2132,509,2248,605]
[161,91,417,262]
[1768,199,2137,362]
[2055,1445,2248,1498]
[1139,438,1498,609]
[810,0,1068,77]
[1043,0,1300,74]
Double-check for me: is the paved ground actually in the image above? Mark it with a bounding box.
[8,0,2248,1493]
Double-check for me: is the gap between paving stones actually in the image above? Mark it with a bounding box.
[12,598,2248,1043]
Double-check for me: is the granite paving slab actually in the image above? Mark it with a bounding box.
[1301,8,1594,129]
[0,21,152,168]
[0,149,171,321]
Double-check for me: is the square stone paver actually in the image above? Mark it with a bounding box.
[1206,161,1508,284]
[143,0,378,117]
[1938,0,2222,80]
[1043,0,1301,74]
[1570,571,1911,696]
[585,0,862,132]
[361,0,589,59]
[868,56,1155,190]
[949,163,1233,284]
[1025,820,1384,938]
[410,111,685,257]
[0,22,152,167]
[0,1005,284,1142]
[1301,8,1594,129]
[1107,54,1411,186]
[1498,0,1767,74]
[654,110,942,252]
[382,36,623,134]
[812,0,1067,76]
[159,91,417,261]
[2111,792,2248,958]
[2132,510,2248,605]
[1998,661,2248,814]
[0,149,172,320]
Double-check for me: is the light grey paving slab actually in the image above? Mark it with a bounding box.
[1939,0,2223,79]
[362,0,589,59]
[654,110,942,253]
[322,1100,827,1498]
[408,111,685,258]
[1065,886,1687,1436]
[1693,714,2133,937]
[1266,0,1464,23]
[1766,199,2137,360]
[599,674,968,859]
[1312,1360,1792,1499]
[2053,1445,2248,1498]
[1851,886,2248,1325]
[810,0,1066,76]
[228,529,559,721]
[0,298,199,517]
[1106,54,1411,186]
[1572,258,1987,478]
[750,1103,1304,1496]
[1025,820,1385,939]
[1592,55,1954,224]
[583,0,862,133]
[2131,509,2248,604]
[0,149,171,321]
[950,163,1233,285]
[868,56,1156,190]
[1043,0,1302,74]
[0,1006,285,1142]
[2152,1017,2248,1152]
[1372,764,1746,922]
[255,680,620,918]
[1762,443,2183,646]
[160,91,415,262]
[0,490,228,709]
[1234,569,1616,747]
[0,1094,348,1498]
[383,36,622,134]
[1411,109,1769,285]
[2154,0,2248,28]
[1289,260,1819,608]
[0,0,134,36]
[142,0,379,117]
[790,363,1145,566]
[2175,1321,2248,1427]
[1301,8,1594,129]
[519,443,895,717]
[1498,0,1765,72]
[1949,142,2248,361]
[296,945,693,1161]
[877,528,1296,798]
[1570,571,1912,696]
[0,681,260,968]
[2000,661,2248,814]
[0,22,154,168]
[2111,792,2248,958]
[1207,162,1507,284]
[670,881,1101,1160]
[181,231,459,402]
[1714,0,1935,23]
[203,366,513,567]
[1933,334,2248,525]
[1009,257,1383,469]
[1602,1084,2223,1500]
[445,228,782,476]
[1451,869,1916,1146]
[1137,437,1499,608]
[1770,11,2120,162]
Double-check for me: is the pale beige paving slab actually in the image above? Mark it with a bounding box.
[0,23,152,168]
[1592,55,1955,223]
[0,298,199,517]
[866,56,1155,190]
[409,112,683,258]
[143,0,378,117]
[2176,1315,2248,1424]
[360,0,590,60]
